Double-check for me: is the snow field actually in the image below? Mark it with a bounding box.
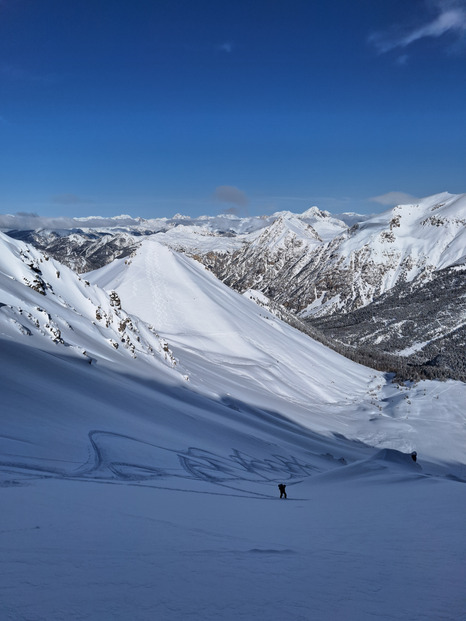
[2,464,465,621]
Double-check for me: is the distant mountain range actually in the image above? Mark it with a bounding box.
[4,191,466,381]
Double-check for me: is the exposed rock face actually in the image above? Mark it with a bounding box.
[197,193,466,320]
[202,216,326,312]
[7,230,144,273]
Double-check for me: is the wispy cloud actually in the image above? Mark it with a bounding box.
[369,0,466,54]
[370,191,420,206]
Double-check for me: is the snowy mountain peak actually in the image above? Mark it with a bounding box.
[320,192,466,284]
[299,205,331,219]
[88,234,383,407]
[251,214,322,250]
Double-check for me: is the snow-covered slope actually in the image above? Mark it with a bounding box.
[2,228,465,464]
[89,237,377,421]
[87,236,466,463]
[0,231,178,374]
[1,228,466,621]
[310,191,466,316]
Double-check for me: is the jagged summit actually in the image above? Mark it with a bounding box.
[299,205,330,218]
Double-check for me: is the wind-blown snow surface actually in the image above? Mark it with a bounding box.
[1,233,465,620]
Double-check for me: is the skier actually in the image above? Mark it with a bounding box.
[278,483,287,499]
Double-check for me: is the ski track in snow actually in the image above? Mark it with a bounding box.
[144,240,169,329]
[0,429,318,498]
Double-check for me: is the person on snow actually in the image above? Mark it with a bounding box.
[278,483,287,499]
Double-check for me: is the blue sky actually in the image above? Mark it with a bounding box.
[0,0,465,219]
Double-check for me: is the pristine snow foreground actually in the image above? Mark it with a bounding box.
[1,233,465,620]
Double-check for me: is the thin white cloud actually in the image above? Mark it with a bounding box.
[369,0,466,53]
[370,191,420,206]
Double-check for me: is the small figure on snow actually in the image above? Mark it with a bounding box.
[278,483,287,499]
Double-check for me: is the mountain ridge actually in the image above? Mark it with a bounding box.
[3,191,465,381]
